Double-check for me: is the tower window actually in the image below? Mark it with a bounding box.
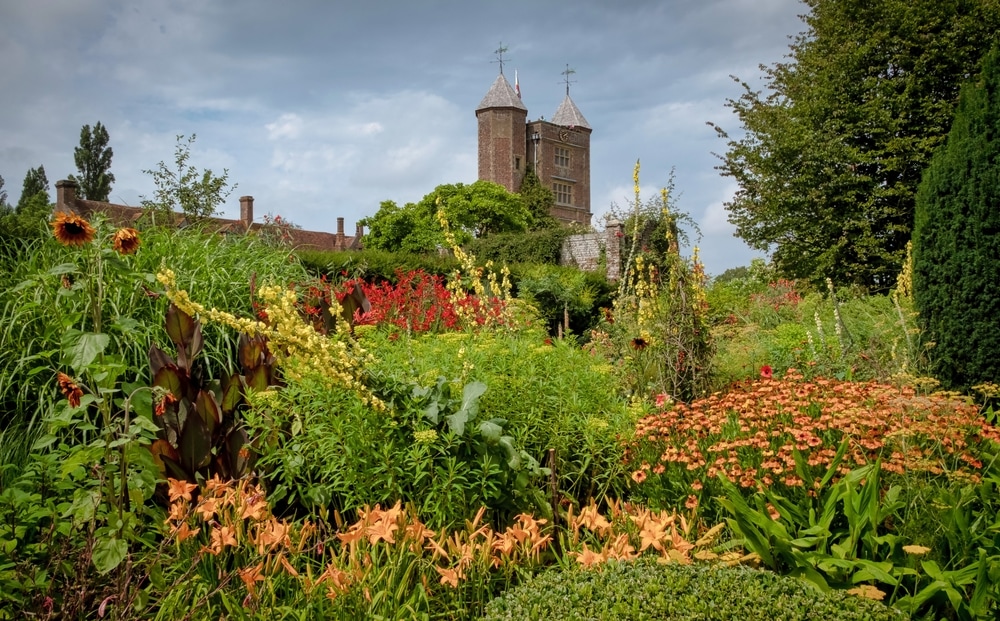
[555,147,570,168]
[515,156,521,170]
[554,182,573,205]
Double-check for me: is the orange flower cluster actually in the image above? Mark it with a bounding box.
[630,370,1000,496]
[564,500,742,569]
[56,372,84,408]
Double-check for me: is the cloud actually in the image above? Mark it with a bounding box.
[266,114,305,140]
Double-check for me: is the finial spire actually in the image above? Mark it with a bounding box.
[561,64,577,96]
[492,43,509,75]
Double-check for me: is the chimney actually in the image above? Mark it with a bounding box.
[355,223,364,238]
[55,179,79,213]
[336,217,345,250]
[239,196,254,228]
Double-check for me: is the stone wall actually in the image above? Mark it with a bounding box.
[560,220,623,280]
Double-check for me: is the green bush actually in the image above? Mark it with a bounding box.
[481,558,903,620]
[913,45,1000,391]
[510,263,613,336]
[466,227,576,266]
[297,247,460,283]
[247,328,632,529]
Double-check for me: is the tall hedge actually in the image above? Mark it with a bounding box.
[912,45,1000,390]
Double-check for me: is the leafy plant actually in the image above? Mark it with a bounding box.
[148,303,272,483]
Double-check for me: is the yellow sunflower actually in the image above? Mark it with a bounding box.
[112,227,141,255]
[51,211,96,247]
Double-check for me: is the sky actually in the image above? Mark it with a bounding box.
[0,0,806,276]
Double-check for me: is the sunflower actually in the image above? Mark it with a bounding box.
[112,228,141,255]
[56,372,84,408]
[51,211,96,247]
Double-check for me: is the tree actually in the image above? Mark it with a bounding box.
[17,165,49,213]
[141,134,234,220]
[362,181,529,253]
[912,45,1000,391]
[1,170,51,243]
[711,0,1000,291]
[69,121,115,201]
[519,167,558,230]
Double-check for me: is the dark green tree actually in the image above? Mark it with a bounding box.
[362,181,529,253]
[69,121,115,201]
[141,134,234,220]
[711,0,1000,291]
[16,165,49,213]
[1,169,51,243]
[519,167,558,230]
[912,45,1000,391]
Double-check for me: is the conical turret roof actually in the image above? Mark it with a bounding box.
[552,94,590,129]
[476,74,527,112]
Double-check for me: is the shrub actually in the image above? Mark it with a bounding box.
[480,558,904,620]
[297,248,460,283]
[510,263,613,337]
[466,227,576,266]
[913,45,1000,391]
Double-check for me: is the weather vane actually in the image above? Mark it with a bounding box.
[492,42,509,75]
[561,64,577,95]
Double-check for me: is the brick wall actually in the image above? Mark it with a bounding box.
[560,220,623,280]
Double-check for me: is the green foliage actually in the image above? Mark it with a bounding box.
[712,0,1000,291]
[140,134,235,221]
[361,181,530,252]
[591,164,713,402]
[297,247,460,283]
[68,121,115,202]
[248,329,630,529]
[720,457,1000,620]
[148,304,268,483]
[466,227,575,266]
[519,166,558,230]
[511,263,612,336]
[16,165,49,212]
[0,191,51,244]
[0,220,309,487]
[913,44,1000,391]
[481,558,904,620]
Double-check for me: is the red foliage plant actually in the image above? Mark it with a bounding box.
[628,368,1000,500]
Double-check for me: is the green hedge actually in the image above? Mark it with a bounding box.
[481,559,904,621]
[296,248,460,282]
[466,227,577,266]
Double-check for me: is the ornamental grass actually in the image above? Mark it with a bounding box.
[628,368,1000,514]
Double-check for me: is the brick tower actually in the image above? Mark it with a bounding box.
[475,72,528,195]
[476,65,592,226]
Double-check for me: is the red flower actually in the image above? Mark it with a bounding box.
[760,365,773,380]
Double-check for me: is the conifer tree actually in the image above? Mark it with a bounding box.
[16,165,49,213]
[912,45,1000,390]
[70,121,115,201]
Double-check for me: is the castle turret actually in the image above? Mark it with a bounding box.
[475,73,528,193]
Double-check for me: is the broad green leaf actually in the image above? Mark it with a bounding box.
[478,419,504,443]
[92,537,128,575]
[444,411,468,437]
[62,330,110,373]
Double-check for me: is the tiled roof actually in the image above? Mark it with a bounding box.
[73,200,358,252]
[552,94,591,130]
[476,74,527,112]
